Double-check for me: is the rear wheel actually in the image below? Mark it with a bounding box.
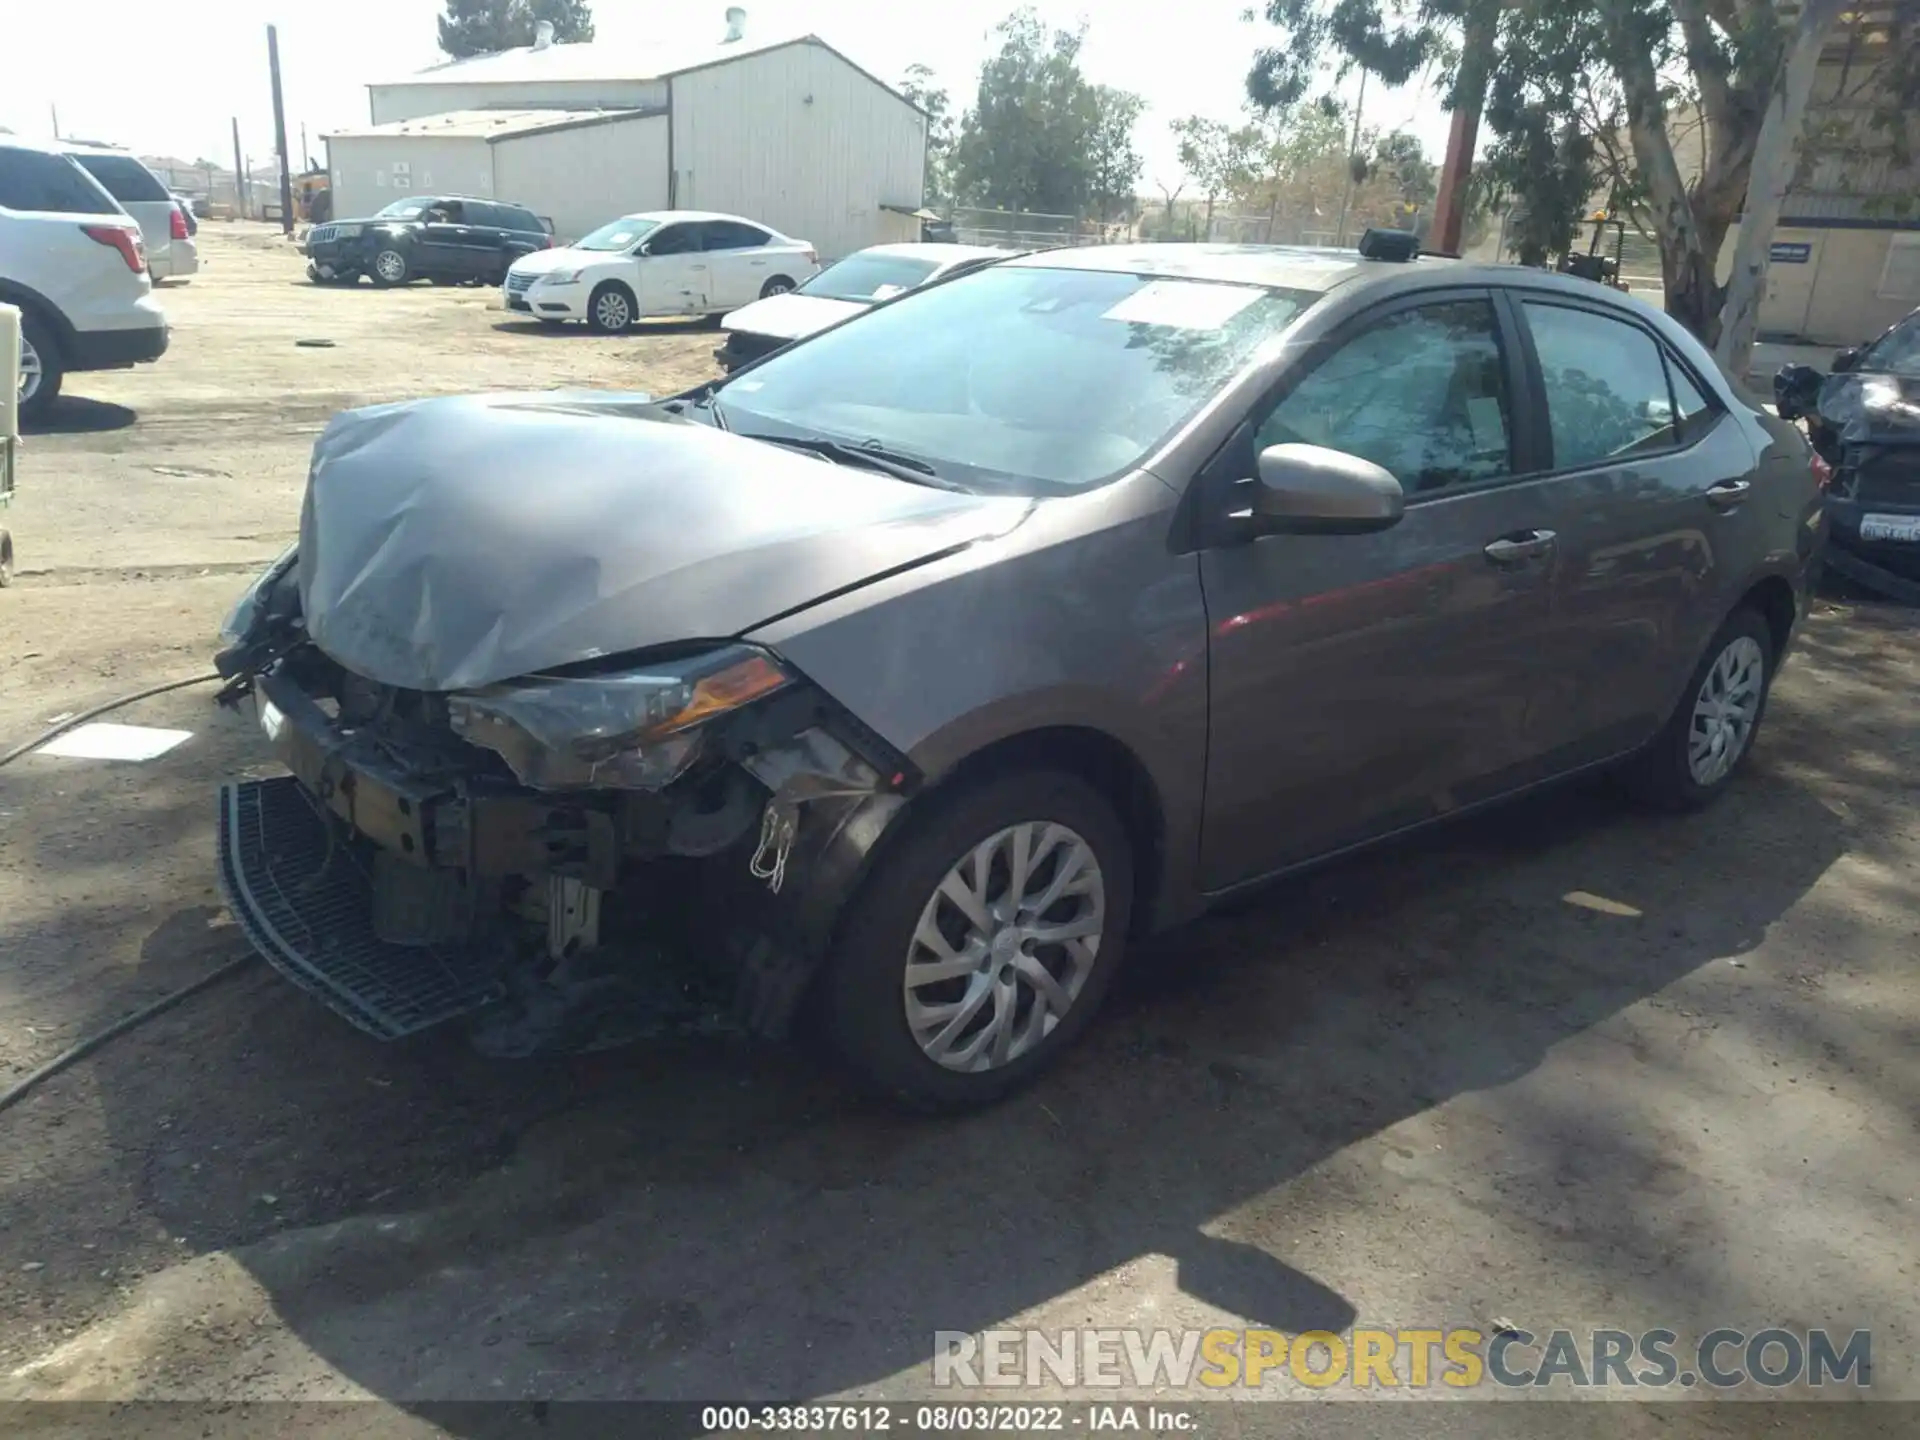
[759,275,796,298]
[16,312,63,424]
[588,282,635,333]
[1624,607,1774,811]
[823,770,1132,1112]
[0,530,13,588]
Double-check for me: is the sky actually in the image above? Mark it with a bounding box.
[0,0,1455,198]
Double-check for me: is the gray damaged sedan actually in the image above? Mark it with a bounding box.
[214,236,1825,1110]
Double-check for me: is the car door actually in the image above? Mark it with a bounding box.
[634,222,706,314]
[414,200,477,277]
[458,202,514,280]
[1198,290,1562,888]
[699,219,776,307]
[1505,293,1760,767]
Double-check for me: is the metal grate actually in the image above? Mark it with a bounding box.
[505,272,535,293]
[307,224,337,245]
[217,776,501,1039]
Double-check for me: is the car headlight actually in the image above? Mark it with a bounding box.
[218,542,299,644]
[447,645,793,792]
[538,269,584,285]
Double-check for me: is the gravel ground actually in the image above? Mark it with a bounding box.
[0,226,1915,1432]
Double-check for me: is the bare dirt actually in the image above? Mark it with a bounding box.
[0,226,1916,1430]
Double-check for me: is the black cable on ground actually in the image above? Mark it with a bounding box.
[0,671,222,770]
[0,955,258,1117]
[0,669,248,1116]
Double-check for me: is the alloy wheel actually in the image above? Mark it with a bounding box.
[1688,635,1765,786]
[373,250,407,283]
[902,821,1106,1073]
[594,290,632,331]
[17,333,41,403]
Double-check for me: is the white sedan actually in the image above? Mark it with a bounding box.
[503,210,818,333]
[714,242,1014,371]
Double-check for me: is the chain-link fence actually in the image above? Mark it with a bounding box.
[937,208,1131,249]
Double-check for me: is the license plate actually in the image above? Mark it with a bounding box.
[1860,513,1920,543]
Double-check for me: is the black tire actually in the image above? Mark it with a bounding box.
[16,310,63,425]
[588,281,636,334]
[823,769,1133,1113]
[1623,606,1775,812]
[368,247,410,287]
[759,275,796,299]
[0,530,13,588]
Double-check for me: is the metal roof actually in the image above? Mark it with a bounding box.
[324,108,657,143]
[375,30,833,88]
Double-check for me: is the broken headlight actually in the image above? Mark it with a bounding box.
[218,543,300,644]
[447,645,793,792]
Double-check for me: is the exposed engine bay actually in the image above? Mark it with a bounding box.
[212,551,916,1056]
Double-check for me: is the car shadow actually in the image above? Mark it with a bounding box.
[0,697,1868,1422]
[21,397,138,435]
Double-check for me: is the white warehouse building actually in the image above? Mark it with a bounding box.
[326,16,929,256]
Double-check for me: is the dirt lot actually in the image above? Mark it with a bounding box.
[0,225,1917,1428]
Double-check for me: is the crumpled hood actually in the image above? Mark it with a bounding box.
[722,292,869,342]
[298,391,1031,691]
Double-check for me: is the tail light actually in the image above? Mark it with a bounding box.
[1810,451,1834,491]
[170,205,189,240]
[804,246,818,265]
[82,224,147,274]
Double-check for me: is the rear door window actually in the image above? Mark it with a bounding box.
[701,220,773,250]
[69,153,170,203]
[0,146,117,214]
[1522,301,1684,466]
[500,206,545,234]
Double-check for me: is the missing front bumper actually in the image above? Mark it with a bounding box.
[216,775,504,1038]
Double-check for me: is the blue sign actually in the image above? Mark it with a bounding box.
[1770,242,1813,264]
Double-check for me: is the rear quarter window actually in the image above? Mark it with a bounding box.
[71,154,170,203]
[0,147,118,214]
[501,207,544,233]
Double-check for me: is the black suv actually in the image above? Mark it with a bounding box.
[303,196,551,287]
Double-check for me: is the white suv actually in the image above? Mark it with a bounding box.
[503,210,818,333]
[60,142,199,282]
[0,137,168,421]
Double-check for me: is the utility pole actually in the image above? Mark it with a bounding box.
[267,25,295,235]
[49,104,59,139]
[1428,0,1499,257]
[1333,69,1368,247]
[300,122,309,172]
[231,117,248,219]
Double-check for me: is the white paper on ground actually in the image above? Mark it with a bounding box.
[35,723,194,762]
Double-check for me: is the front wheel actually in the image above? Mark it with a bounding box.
[588,281,636,333]
[823,770,1133,1112]
[369,247,410,286]
[1624,607,1775,811]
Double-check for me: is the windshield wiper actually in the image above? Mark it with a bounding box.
[735,431,966,490]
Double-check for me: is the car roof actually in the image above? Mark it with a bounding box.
[848,242,1014,265]
[618,209,780,229]
[1009,242,1454,295]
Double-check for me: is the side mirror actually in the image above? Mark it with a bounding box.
[1774,363,1824,422]
[1832,346,1863,374]
[1249,443,1404,535]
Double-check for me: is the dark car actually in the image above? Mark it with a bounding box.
[213,239,1823,1112]
[1776,305,1920,601]
[303,195,551,287]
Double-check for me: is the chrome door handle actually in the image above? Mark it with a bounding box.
[1705,479,1752,510]
[1483,529,1557,565]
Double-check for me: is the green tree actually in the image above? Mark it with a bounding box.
[438,0,594,61]
[901,63,958,204]
[950,9,1145,217]
[1171,116,1264,234]
[1245,0,1904,367]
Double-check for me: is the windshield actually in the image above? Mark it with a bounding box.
[71,153,169,203]
[576,217,659,251]
[376,198,433,219]
[712,265,1315,494]
[1859,312,1920,378]
[799,253,943,302]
